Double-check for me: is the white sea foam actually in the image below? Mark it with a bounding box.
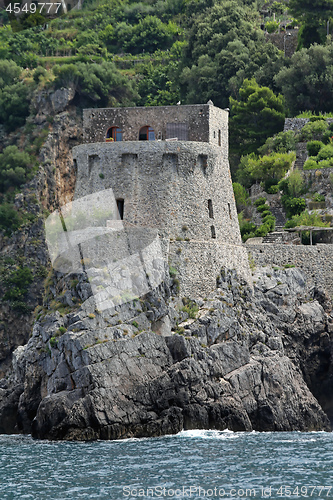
[176,429,239,439]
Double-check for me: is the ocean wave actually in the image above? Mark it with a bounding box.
[176,429,239,440]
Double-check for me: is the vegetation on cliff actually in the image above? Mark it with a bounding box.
[0,0,332,299]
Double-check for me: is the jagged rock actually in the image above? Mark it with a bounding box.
[0,266,331,440]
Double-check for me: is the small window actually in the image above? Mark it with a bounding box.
[208,199,214,218]
[218,130,221,147]
[211,225,216,239]
[228,202,232,220]
[139,126,155,141]
[116,199,124,220]
[106,126,122,142]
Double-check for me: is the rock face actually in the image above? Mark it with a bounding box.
[0,265,332,440]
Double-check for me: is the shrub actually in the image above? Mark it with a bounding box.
[53,61,137,107]
[3,266,33,301]
[232,182,248,212]
[316,144,333,161]
[317,159,333,168]
[0,83,31,132]
[242,231,256,242]
[285,210,329,229]
[284,170,305,198]
[265,20,279,33]
[307,140,324,157]
[261,210,271,218]
[256,204,270,213]
[267,184,279,194]
[0,204,22,236]
[262,215,276,231]
[169,266,178,277]
[240,221,256,237]
[303,159,319,170]
[255,224,269,237]
[181,300,199,319]
[0,146,31,192]
[49,336,58,348]
[313,193,325,202]
[282,196,306,217]
[300,120,328,142]
[254,197,267,207]
[259,131,297,155]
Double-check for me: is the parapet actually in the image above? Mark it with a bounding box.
[83,103,228,149]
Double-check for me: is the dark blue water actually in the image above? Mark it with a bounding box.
[1,430,333,499]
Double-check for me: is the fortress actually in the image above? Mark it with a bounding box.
[71,103,251,298]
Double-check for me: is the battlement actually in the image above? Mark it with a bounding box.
[83,103,228,150]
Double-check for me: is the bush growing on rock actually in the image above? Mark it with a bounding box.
[316,144,333,162]
[299,120,328,142]
[0,204,22,236]
[259,130,297,155]
[255,223,270,237]
[282,196,306,218]
[307,140,324,157]
[303,159,319,170]
[256,204,270,213]
[0,146,31,192]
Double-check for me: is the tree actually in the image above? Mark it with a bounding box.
[180,0,283,108]
[0,146,31,192]
[53,61,138,106]
[236,152,296,187]
[0,82,31,132]
[232,182,249,212]
[0,60,21,89]
[275,44,333,115]
[259,131,297,155]
[229,78,285,158]
[289,0,333,47]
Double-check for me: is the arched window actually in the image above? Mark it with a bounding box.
[106,126,122,142]
[139,126,155,141]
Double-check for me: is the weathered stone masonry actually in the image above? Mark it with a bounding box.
[72,104,251,297]
[248,244,333,296]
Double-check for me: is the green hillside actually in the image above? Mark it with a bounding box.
[0,0,333,239]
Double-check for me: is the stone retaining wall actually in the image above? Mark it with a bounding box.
[247,244,333,295]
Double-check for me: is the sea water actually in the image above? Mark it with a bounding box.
[0,430,332,499]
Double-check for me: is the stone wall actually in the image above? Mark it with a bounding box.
[72,140,251,297]
[82,104,228,146]
[248,244,333,295]
[284,118,333,133]
[265,29,298,58]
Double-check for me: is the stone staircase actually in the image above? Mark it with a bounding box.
[270,207,286,230]
[295,143,308,170]
[262,207,287,244]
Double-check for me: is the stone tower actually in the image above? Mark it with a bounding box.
[71,103,251,297]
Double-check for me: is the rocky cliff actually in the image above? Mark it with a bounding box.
[0,263,332,439]
[0,90,332,440]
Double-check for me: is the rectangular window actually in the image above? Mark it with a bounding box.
[208,199,214,218]
[166,123,188,141]
[116,199,124,220]
[211,225,216,239]
[228,202,232,219]
[218,130,221,147]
